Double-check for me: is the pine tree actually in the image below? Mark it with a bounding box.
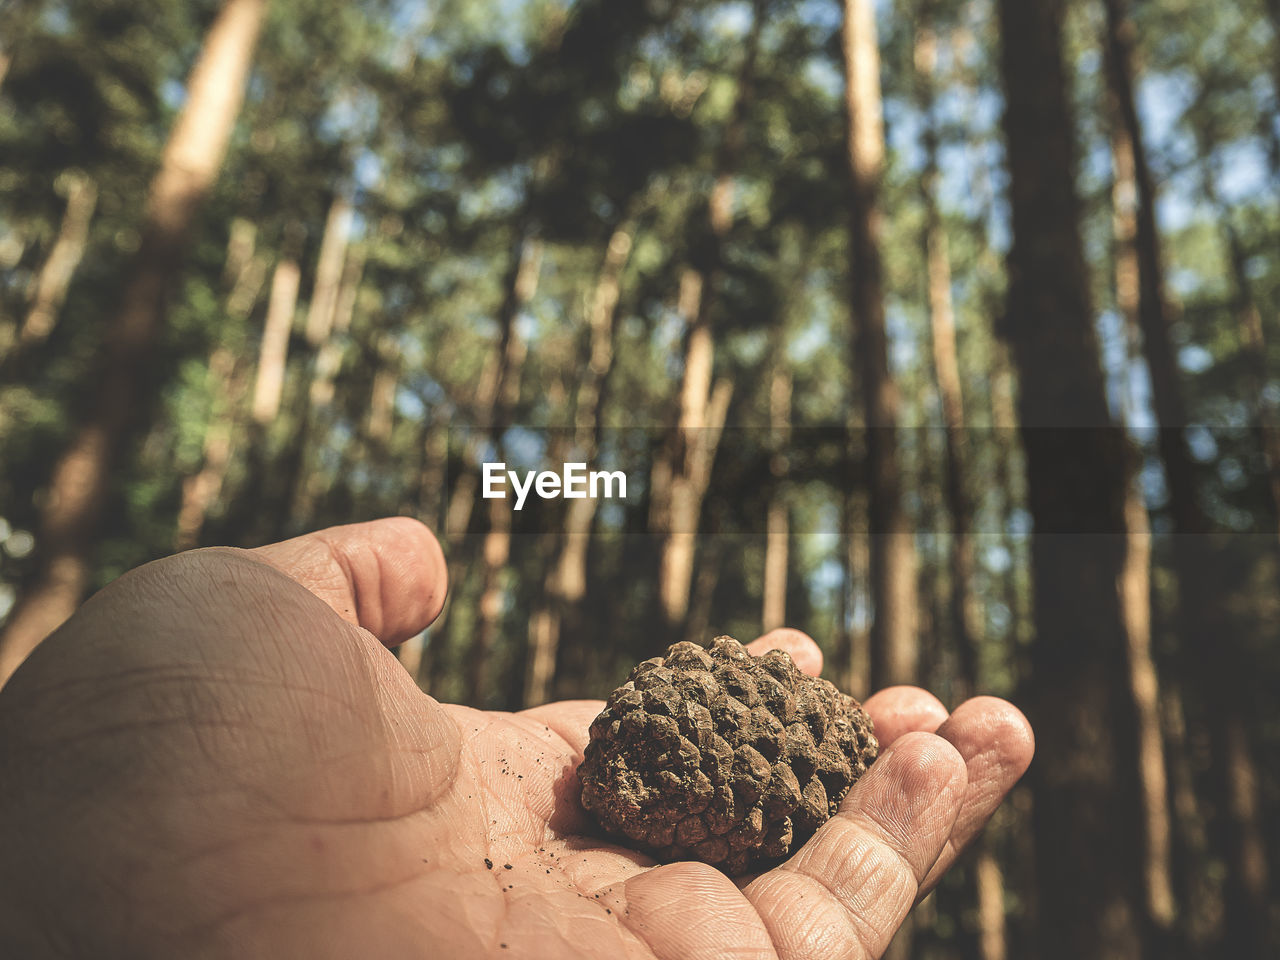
[997,0,1146,954]
[0,0,268,685]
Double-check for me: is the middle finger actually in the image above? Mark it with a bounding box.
[863,685,949,747]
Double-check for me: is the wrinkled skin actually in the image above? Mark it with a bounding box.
[0,519,1034,960]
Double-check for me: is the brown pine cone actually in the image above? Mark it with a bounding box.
[578,636,878,876]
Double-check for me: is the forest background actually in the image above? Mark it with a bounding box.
[1,0,1278,957]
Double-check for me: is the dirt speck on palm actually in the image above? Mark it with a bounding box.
[578,636,879,875]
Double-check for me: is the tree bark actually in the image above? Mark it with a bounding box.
[1106,62,1179,943]
[0,0,267,686]
[290,244,365,526]
[366,335,398,447]
[658,341,732,630]
[990,339,1028,663]
[762,309,792,633]
[171,221,265,552]
[654,1,762,634]
[761,502,789,628]
[1194,173,1280,948]
[761,469,789,632]
[996,0,1146,956]
[416,413,450,535]
[465,236,543,705]
[470,490,513,705]
[916,21,1008,960]
[309,244,363,410]
[524,218,634,706]
[1160,682,1216,949]
[442,235,541,548]
[975,847,1008,960]
[842,0,917,690]
[683,534,724,650]
[251,227,304,426]
[304,192,354,347]
[16,172,98,351]
[1118,478,1177,937]
[173,221,268,552]
[173,346,247,551]
[1105,5,1272,950]
[847,528,871,696]
[275,187,355,528]
[835,464,872,699]
[915,21,979,701]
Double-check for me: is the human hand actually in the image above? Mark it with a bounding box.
[0,519,1033,959]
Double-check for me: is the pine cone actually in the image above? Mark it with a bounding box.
[578,636,879,876]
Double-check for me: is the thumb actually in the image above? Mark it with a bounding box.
[250,517,448,647]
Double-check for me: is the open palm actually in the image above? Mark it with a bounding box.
[0,519,1033,959]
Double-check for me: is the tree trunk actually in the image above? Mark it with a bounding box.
[465,236,543,705]
[366,335,398,447]
[1105,4,1272,950]
[303,192,354,346]
[344,333,400,522]
[442,234,541,547]
[1160,682,1216,949]
[1195,175,1280,945]
[655,2,763,635]
[524,218,634,706]
[761,488,789,631]
[309,244,363,410]
[175,225,270,550]
[251,227,304,425]
[997,0,1146,956]
[657,265,713,631]
[416,413,450,533]
[916,21,1008,960]
[1106,65,1179,944]
[842,0,917,691]
[290,244,365,526]
[406,416,451,692]
[683,534,724,649]
[0,0,267,685]
[470,491,513,706]
[927,217,980,686]
[658,353,732,630]
[173,346,248,551]
[975,847,1008,960]
[915,21,979,701]
[16,172,97,351]
[841,488,872,699]
[1118,479,1177,939]
[762,335,791,633]
[990,339,1028,666]
[914,428,945,693]
[173,222,267,552]
[442,351,503,546]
